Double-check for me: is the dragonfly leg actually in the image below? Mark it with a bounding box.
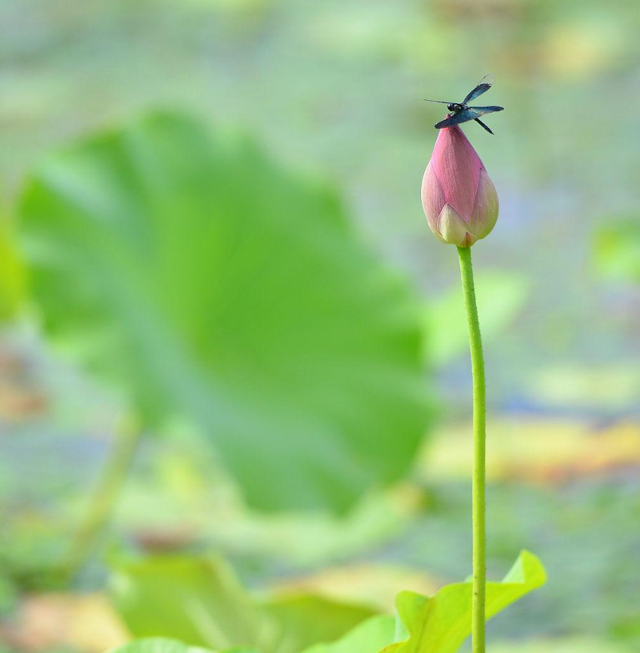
[474,118,494,134]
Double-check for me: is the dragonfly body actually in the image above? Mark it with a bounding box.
[425,75,504,134]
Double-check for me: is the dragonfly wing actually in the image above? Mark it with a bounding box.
[469,105,504,116]
[462,74,495,104]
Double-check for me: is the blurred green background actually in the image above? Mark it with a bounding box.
[0,0,639,652]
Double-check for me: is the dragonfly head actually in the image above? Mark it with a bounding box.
[447,103,464,113]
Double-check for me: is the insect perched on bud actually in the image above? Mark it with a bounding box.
[424,74,504,134]
[421,124,499,247]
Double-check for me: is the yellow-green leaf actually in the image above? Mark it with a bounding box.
[380,551,546,653]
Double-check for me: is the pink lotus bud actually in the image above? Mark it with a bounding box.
[421,125,499,247]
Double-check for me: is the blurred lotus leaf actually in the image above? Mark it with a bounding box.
[111,553,545,653]
[265,595,378,653]
[106,638,218,653]
[300,614,395,653]
[424,271,530,367]
[381,551,546,653]
[0,218,26,321]
[594,216,640,282]
[111,555,377,653]
[17,111,429,514]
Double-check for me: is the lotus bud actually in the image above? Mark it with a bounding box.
[421,125,499,247]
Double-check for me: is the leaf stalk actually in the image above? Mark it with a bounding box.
[59,413,142,583]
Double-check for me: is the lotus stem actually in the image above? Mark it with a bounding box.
[457,245,487,653]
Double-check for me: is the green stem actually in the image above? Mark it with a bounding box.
[60,413,142,583]
[457,246,487,653]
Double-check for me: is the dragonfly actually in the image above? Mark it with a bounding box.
[424,75,504,134]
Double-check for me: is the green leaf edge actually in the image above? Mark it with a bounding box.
[379,550,546,653]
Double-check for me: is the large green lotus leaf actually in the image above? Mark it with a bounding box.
[300,615,396,653]
[18,111,429,513]
[111,555,377,653]
[380,551,546,653]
